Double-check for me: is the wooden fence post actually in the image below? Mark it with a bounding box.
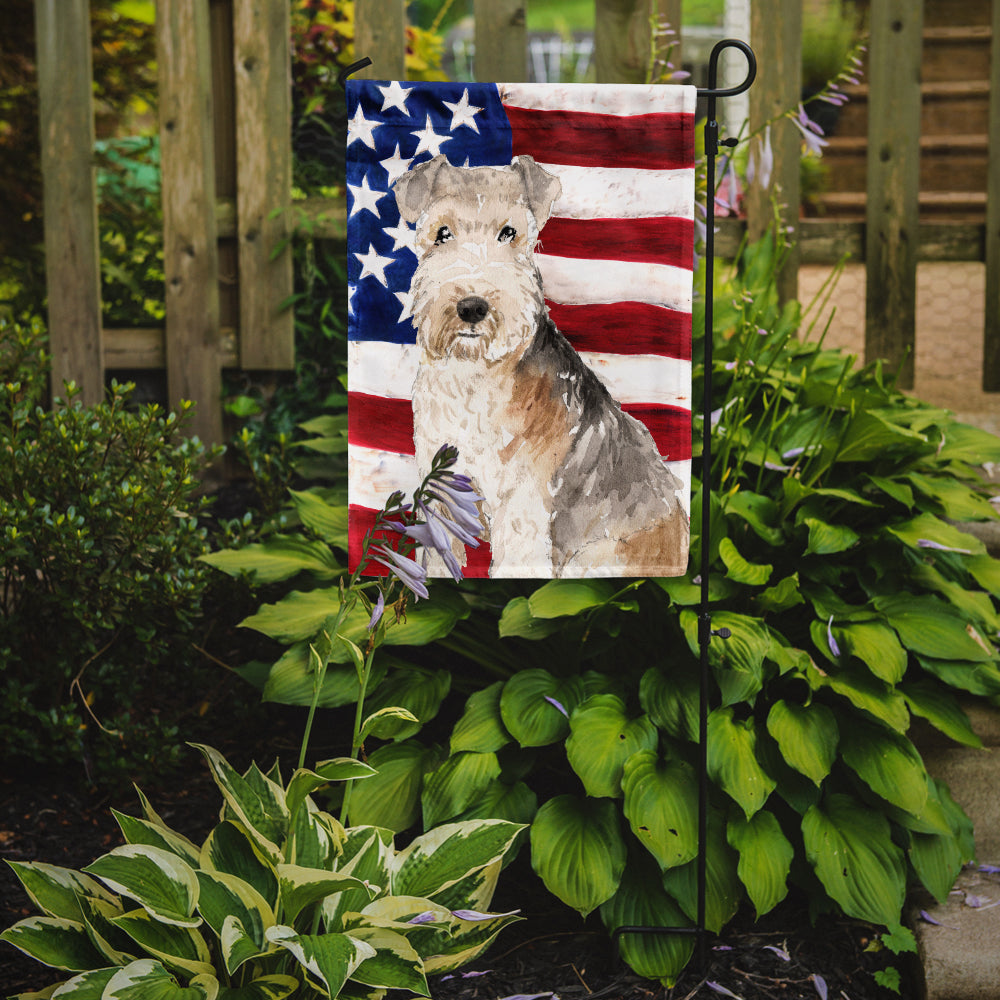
[233,0,294,370]
[474,0,527,82]
[746,0,801,306]
[594,0,654,84]
[864,0,923,390]
[157,0,223,445]
[34,0,104,405]
[354,0,406,79]
[983,0,1000,390]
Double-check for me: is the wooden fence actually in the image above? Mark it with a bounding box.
[33,0,1000,445]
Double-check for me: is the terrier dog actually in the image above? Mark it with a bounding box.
[392,154,688,578]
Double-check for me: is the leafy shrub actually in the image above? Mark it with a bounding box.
[1,743,523,998]
[0,317,220,782]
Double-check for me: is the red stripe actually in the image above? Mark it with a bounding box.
[348,391,414,454]
[621,403,691,461]
[537,217,693,268]
[547,301,691,360]
[506,106,694,170]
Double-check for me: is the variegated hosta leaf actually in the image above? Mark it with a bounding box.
[0,916,107,971]
[276,864,375,925]
[802,793,906,927]
[219,915,270,980]
[706,707,776,819]
[529,795,626,917]
[45,966,118,997]
[621,751,699,871]
[726,810,793,918]
[345,926,429,995]
[195,871,274,974]
[83,846,200,928]
[4,861,118,922]
[765,700,838,786]
[421,751,502,829]
[565,695,658,799]
[112,810,202,868]
[391,820,524,901]
[288,801,343,870]
[111,908,214,978]
[285,760,375,823]
[200,822,278,910]
[102,958,218,999]
[78,894,136,966]
[450,681,511,754]
[214,973,300,999]
[265,926,376,998]
[323,829,393,931]
[422,907,522,975]
[424,859,501,916]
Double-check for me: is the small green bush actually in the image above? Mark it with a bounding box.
[0,317,219,783]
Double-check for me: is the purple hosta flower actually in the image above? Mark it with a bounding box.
[791,104,829,156]
[812,974,828,1000]
[369,543,429,600]
[367,590,385,631]
[497,994,557,1000]
[407,911,438,925]
[544,695,569,718]
[917,538,973,555]
[715,156,741,215]
[389,501,464,582]
[706,983,742,999]
[441,970,493,981]
[919,909,958,929]
[747,125,774,191]
[425,475,485,541]
[827,615,842,658]
[451,908,521,921]
[763,944,791,962]
[979,864,1000,874]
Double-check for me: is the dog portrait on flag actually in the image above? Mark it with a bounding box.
[347,81,695,579]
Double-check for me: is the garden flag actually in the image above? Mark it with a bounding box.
[347,81,695,579]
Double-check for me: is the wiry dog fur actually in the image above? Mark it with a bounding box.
[393,154,688,578]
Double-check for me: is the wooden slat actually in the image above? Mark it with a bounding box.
[983,0,1000,390]
[474,0,527,82]
[594,0,652,84]
[103,328,238,369]
[746,0,801,304]
[233,0,294,369]
[157,0,223,444]
[354,0,406,80]
[864,0,923,390]
[34,0,103,404]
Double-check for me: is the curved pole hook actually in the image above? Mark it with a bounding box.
[697,38,757,99]
[337,57,373,91]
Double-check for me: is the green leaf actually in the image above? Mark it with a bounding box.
[195,871,273,974]
[835,621,908,684]
[566,695,658,799]
[527,579,617,618]
[0,916,107,972]
[83,846,200,928]
[346,926,429,994]
[680,610,770,706]
[499,670,584,747]
[530,795,626,917]
[497,596,565,639]
[285,759,376,822]
[727,811,793,918]
[901,680,982,748]
[111,909,214,978]
[452,779,538,827]
[874,594,995,662]
[260,643,387,709]
[724,490,784,545]
[718,537,772,585]
[288,489,349,547]
[967,553,1000,597]
[639,664,699,742]
[707,707,776,818]
[803,517,859,556]
[421,751,502,828]
[112,812,201,868]
[199,822,278,910]
[277,865,373,925]
[802,793,906,926]
[347,740,441,832]
[866,474,914,509]
[360,706,421,742]
[34,967,117,998]
[362,667,451,740]
[906,472,999,521]
[935,421,1000,465]
[807,660,910,732]
[755,573,805,614]
[909,826,965,905]
[216,976,299,1000]
[835,410,927,463]
[839,718,929,816]
[621,751,699,871]
[916,655,1000,697]
[886,512,985,557]
[4,862,118,923]
[265,926,374,997]
[200,535,341,584]
[450,682,511,754]
[103,959,217,1000]
[765,700,838,786]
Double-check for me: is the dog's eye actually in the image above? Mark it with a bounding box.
[497,225,517,243]
[434,225,454,244]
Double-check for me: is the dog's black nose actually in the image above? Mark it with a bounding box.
[456,296,490,325]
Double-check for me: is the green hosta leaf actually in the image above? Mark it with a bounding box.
[802,793,906,926]
[600,853,694,987]
[200,535,341,584]
[935,421,1000,464]
[727,811,793,918]
[765,700,838,786]
[806,660,910,732]
[839,718,928,816]
[527,579,617,617]
[195,871,273,974]
[565,695,658,798]
[277,865,374,925]
[835,621,907,684]
[450,682,511,754]
[724,490,784,545]
[360,706,421,742]
[103,959,218,1000]
[707,708,776,818]
[530,795,626,917]
[874,594,995,662]
[901,680,983,748]
[906,472,998,522]
[4,862,118,923]
[0,916,107,971]
[83,846,200,928]
[916,655,1000,697]
[621,751,698,870]
[499,670,584,747]
[265,926,375,997]
[497,595,565,639]
[362,667,451,740]
[755,573,804,614]
[835,410,927,463]
[288,488,349,547]
[216,975,299,1000]
[803,517,859,556]
[421,751,502,828]
[639,664,699,742]
[866,474,914,509]
[654,573,737,606]
[453,779,538,827]
[967,553,1000,597]
[260,643,387,709]
[911,562,1000,632]
[886,512,985,557]
[718,537,772,586]
[346,926,428,994]
[112,812,201,868]
[680,610,770,706]
[200,822,278,910]
[347,740,442,832]
[393,820,524,900]
[909,814,966,906]
[111,908,214,978]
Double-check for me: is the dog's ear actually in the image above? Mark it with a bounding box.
[511,155,562,229]
[392,155,451,223]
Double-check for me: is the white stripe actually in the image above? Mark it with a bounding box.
[539,164,695,220]
[349,341,691,407]
[537,255,692,313]
[499,82,697,117]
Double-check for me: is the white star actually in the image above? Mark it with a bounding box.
[395,289,414,322]
[377,80,411,114]
[384,220,417,254]
[443,89,483,133]
[347,105,380,149]
[380,143,413,185]
[355,245,395,287]
[411,115,452,158]
[348,174,385,218]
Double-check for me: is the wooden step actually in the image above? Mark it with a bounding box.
[922,0,992,28]
[812,190,987,222]
[922,25,993,83]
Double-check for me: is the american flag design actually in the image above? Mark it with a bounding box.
[347,80,695,577]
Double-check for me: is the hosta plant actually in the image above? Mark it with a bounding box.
[1,744,523,999]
